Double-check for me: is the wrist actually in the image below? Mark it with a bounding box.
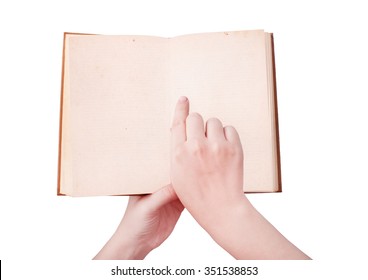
[94,232,151,260]
[203,196,256,251]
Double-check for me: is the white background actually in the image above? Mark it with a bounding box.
[0,0,367,279]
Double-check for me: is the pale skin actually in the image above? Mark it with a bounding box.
[94,185,184,259]
[94,96,310,260]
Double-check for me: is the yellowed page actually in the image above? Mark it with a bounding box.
[64,35,170,196]
[170,30,278,192]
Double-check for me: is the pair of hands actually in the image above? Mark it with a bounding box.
[94,97,310,260]
[94,96,247,259]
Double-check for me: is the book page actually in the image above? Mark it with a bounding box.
[59,34,74,196]
[170,31,277,191]
[64,35,171,195]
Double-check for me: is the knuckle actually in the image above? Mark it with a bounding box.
[190,139,205,156]
[173,144,185,157]
[172,145,186,163]
[171,119,185,129]
[212,142,238,158]
[227,145,237,156]
[211,142,223,154]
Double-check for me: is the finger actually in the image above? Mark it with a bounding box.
[205,118,225,140]
[224,125,242,146]
[148,184,184,211]
[186,112,205,140]
[171,96,189,146]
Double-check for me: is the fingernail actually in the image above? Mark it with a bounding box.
[179,96,187,102]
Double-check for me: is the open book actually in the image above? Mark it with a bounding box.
[58,30,281,196]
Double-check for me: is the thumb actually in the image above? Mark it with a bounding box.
[148,184,181,210]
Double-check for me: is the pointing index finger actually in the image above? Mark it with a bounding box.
[171,96,189,147]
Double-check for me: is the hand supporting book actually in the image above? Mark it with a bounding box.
[93,184,183,260]
[94,97,310,260]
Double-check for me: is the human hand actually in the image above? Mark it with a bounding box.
[170,97,310,260]
[94,184,184,259]
[170,96,249,236]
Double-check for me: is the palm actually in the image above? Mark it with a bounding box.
[125,185,184,252]
[145,198,183,249]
